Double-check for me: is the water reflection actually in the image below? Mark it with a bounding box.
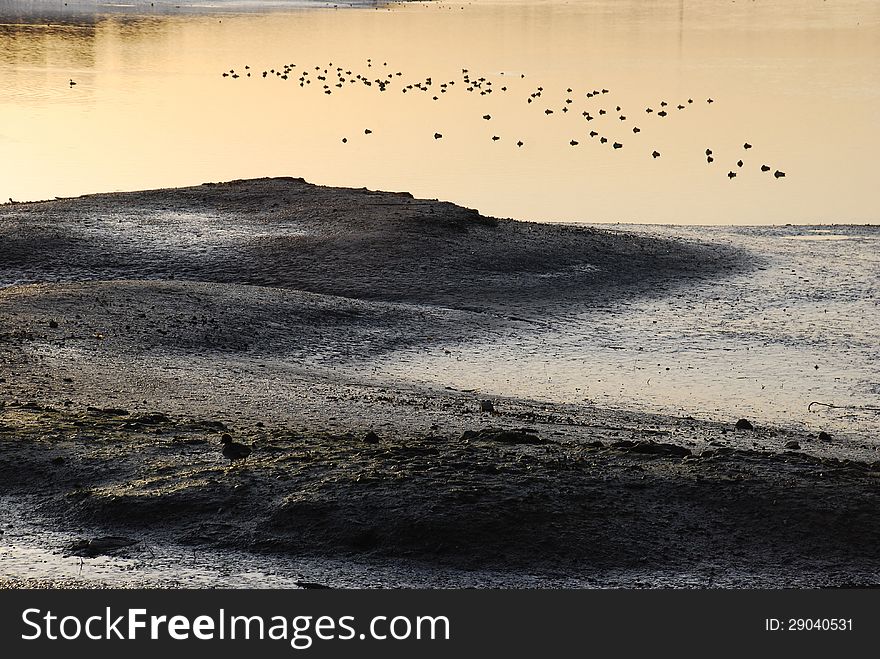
[0,0,878,224]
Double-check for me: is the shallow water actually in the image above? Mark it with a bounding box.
[350,224,880,441]
[1,0,878,224]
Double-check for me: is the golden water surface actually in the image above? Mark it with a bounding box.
[1,0,878,224]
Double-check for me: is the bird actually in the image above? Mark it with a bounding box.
[652,150,661,158]
[69,79,77,86]
[728,171,737,179]
[434,132,443,139]
[737,160,743,167]
[600,136,608,143]
[364,128,372,135]
[341,137,347,143]
[492,135,500,141]
[761,165,771,172]
[632,127,640,133]
[570,139,579,146]
[657,110,667,117]
[744,143,752,149]
[221,434,252,463]
[612,142,623,149]
[774,170,786,178]
[706,148,713,156]
[707,156,714,163]
[482,114,491,120]
[589,131,598,137]
[516,140,524,147]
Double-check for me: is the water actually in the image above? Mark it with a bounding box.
[1,0,878,224]
[347,224,880,441]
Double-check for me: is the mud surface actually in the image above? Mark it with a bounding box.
[1,178,878,587]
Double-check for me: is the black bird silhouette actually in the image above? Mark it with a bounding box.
[744,143,752,149]
[570,140,579,146]
[632,127,640,133]
[364,129,372,135]
[545,109,553,115]
[657,110,667,117]
[761,165,771,172]
[652,150,661,158]
[341,137,347,143]
[589,131,598,137]
[728,171,737,179]
[612,142,623,149]
[483,114,491,120]
[221,434,251,463]
[707,156,714,163]
[707,98,714,103]
[737,160,743,167]
[434,132,443,139]
[492,136,500,141]
[774,170,786,179]
[600,136,608,143]
[706,148,713,156]
[646,108,653,113]
[516,140,524,147]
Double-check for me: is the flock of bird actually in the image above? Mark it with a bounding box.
[219,59,786,180]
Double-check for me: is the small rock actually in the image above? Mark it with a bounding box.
[784,440,800,450]
[627,441,691,458]
[735,418,754,430]
[462,428,541,444]
[479,400,495,413]
[818,431,832,441]
[132,412,170,424]
[363,431,380,444]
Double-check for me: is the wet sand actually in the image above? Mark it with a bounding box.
[1,178,879,588]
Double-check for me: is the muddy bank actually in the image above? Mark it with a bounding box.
[1,177,745,320]
[4,178,876,587]
[1,397,879,588]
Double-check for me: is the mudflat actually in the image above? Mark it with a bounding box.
[1,178,877,587]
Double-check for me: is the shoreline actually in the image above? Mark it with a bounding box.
[1,178,878,588]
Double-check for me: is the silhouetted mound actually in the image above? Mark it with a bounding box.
[0,177,745,320]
